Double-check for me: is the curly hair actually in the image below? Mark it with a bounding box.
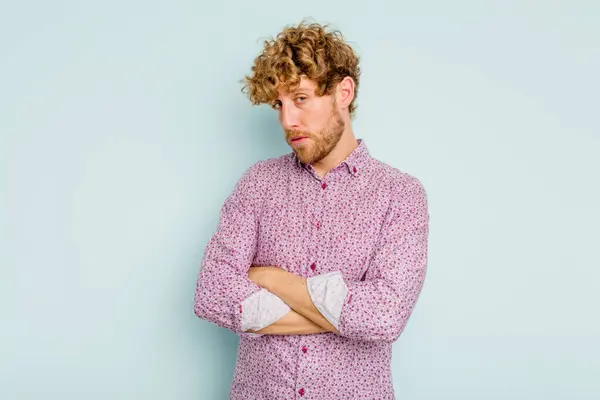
[242,21,361,116]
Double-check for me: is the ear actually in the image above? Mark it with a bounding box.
[336,76,355,110]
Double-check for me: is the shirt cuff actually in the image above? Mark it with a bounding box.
[307,271,348,330]
[241,288,291,332]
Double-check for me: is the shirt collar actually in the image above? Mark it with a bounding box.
[293,138,370,176]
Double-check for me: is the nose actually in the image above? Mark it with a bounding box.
[279,102,300,131]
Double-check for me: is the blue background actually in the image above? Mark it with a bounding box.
[1,1,599,399]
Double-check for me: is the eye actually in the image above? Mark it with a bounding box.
[271,100,282,110]
[295,96,307,103]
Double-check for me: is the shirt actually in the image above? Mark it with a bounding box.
[194,139,429,399]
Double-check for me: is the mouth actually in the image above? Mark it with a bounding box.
[290,136,308,149]
[290,136,308,142]
[289,136,309,147]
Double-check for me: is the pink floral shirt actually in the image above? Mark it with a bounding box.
[194,139,429,399]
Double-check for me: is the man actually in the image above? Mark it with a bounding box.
[194,21,429,399]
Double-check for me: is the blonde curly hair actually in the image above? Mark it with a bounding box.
[242,21,361,116]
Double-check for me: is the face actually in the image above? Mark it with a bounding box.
[272,77,345,165]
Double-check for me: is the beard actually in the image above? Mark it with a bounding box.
[286,103,346,165]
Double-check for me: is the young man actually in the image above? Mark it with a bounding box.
[194,21,429,399]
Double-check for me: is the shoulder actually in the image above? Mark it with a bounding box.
[366,159,428,222]
[234,153,293,197]
[245,153,292,176]
[369,158,427,200]
[240,153,292,182]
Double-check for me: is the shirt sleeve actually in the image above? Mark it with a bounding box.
[194,163,266,335]
[241,288,291,332]
[306,272,348,330]
[310,177,429,343]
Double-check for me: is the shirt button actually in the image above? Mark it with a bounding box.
[353,166,357,173]
[316,221,321,229]
[310,263,316,271]
[302,345,307,353]
[321,182,327,189]
[299,388,305,396]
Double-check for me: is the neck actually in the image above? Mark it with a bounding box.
[312,127,358,178]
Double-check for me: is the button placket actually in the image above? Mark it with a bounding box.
[296,342,309,399]
[308,176,325,277]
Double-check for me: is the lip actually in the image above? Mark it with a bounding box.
[289,137,309,147]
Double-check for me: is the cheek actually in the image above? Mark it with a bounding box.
[315,113,332,131]
[305,109,326,127]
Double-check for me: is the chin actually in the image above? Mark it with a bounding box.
[294,148,313,163]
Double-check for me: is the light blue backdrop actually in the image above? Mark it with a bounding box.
[1,1,598,399]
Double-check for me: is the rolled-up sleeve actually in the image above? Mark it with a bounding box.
[307,271,348,330]
[310,177,429,343]
[241,288,291,332]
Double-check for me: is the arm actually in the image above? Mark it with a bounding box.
[193,164,266,334]
[331,178,429,342]
[248,310,330,335]
[252,177,429,343]
[249,267,339,333]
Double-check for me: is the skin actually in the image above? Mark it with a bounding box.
[246,75,359,335]
[275,75,358,178]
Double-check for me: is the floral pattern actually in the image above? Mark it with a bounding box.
[194,140,429,399]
